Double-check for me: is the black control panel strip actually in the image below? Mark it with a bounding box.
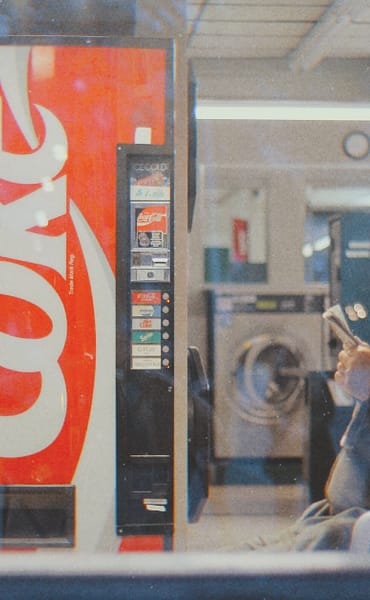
[116,144,175,537]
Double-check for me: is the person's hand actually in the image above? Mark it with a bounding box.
[334,341,370,402]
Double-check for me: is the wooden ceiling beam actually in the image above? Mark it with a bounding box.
[288,0,370,71]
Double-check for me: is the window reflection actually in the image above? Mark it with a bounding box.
[304,187,370,283]
[303,211,331,283]
[204,187,267,283]
[4,0,370,579]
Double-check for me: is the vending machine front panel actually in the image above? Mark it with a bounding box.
[0,37,174,551]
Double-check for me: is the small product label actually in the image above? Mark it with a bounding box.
[132,357,162,370]
[132,330,161,344]
[132,304,161,318]
[132,344,161,357]
[132,291,162,305]
[130,160,170,202]
[132,318,161,330]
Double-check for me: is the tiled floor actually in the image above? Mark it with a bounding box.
[186,483,309,551]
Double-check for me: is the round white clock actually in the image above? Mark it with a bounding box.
[343,131,369,160]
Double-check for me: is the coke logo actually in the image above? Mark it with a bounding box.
[0,43,167,486]
[139,319,153,328]
[0,46,95,483]
[137,212,165,226]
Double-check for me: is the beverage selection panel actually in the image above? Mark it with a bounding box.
[131,289,173,371]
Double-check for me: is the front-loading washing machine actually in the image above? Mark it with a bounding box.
[208,291,326,460]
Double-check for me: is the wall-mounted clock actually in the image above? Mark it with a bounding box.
[343,131,369,160]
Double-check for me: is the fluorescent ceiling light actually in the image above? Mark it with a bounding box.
[306,187,370,210]
[196,101,370,121]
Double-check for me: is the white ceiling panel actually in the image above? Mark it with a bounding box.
[188,0,330,6]
[186,0,370,69]
[189,22,313,36]
[190,34,302,49]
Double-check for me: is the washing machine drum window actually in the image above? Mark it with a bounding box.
[234,335,305,425]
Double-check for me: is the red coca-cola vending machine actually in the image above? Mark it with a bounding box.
[0,37,186,552]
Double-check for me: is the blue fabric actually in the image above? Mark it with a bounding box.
[244,500,365,552]
[326,400,370,513]
[240,401,370,551]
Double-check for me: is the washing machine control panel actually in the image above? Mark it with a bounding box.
[213,293,325,316]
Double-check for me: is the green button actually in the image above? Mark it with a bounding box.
[132,331,161,344]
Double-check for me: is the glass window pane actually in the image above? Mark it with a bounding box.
[203,187,267,283]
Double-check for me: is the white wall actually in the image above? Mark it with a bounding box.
[193,57,370,103]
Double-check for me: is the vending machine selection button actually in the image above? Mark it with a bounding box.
[132,331,161,344]
[132,318,162,330]
[132,357,162,370]
[132,291,161,304]
[162,319,170,327]
[132,344,161,357]
[162,332,170,340]
[162,305,170,314]
[132,304,161,318]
